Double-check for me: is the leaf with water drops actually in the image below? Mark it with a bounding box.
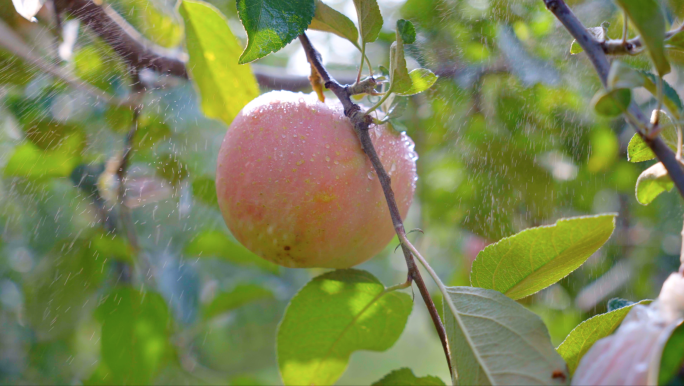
[236,0,315,63]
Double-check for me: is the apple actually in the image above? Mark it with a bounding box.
[216,91,417,268]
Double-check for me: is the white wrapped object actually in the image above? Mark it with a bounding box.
[572,273,684,385]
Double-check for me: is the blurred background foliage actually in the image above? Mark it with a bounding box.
[1,0,683,384]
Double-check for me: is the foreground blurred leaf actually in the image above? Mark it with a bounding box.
[372,368,445,385]
[235,0,315,63]
[353,0,382,45]
[556,300,649,375]
[615,0,670,76]
[277,269,412,386]
[180,0,259,125]
[591,88,631,117]
[4,133,82,179]
[203,284,274,319]
[471,214,616,300]
[184,230,279,273]
[655,321,684,385]
[443,286,568,385]
[627,134,656,162]
[94,287,173,385]
[635,162,674,205]
[309,0,359,48]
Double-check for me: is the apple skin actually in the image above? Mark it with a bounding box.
[216,91,417,268]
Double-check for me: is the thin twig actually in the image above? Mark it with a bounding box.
[543,0,684,199]
[298,32,453,377]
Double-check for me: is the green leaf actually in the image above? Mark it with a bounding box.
[180,0,259,126]
[353,0,382,44]
[656,321,684,385]
[277,269,412,386]
[443,286,568,385]
[96,287,173,385]
[557,300,650,375]
[395,68,438,96]
[389,21,413,95]
[471,214,616,300]
[309,0,359,48]
[615,0,670,76]
[372,368,445,385]
[627,134,656,162]
[203,284,274,320]
[397,19,416,44]
[235,0,315,63]
[635,162,674,205]
[4,133,82,179]
[185,230,280,273]
[591,88,632,117]
[641,71,683,119]
[570,40,583,54]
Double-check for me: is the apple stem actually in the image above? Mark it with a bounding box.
[299,32,453,378]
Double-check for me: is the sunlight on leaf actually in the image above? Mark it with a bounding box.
[635,162,674,205]
[395,68,438,96]
[277,269,412,386]
[557,300,650,375]
[471,214,616,300]
[180,0,259,126]
[627,134,656,163]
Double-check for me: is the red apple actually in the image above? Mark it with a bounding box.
[216,91,417,268]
